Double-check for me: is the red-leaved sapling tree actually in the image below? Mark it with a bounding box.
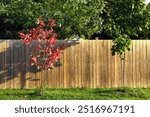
[20,17,64,89]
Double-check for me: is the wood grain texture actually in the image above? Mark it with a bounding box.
[0,40,150,89]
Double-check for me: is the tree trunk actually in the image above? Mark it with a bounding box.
[121,53,126,86]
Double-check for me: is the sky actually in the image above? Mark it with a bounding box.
[145,0,150,4]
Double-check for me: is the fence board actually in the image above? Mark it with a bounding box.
[147,41,150,86]
[0,41,5,88]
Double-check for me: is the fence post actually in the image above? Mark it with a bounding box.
[121,53,126,86]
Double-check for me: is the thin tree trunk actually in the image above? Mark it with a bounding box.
[121,53,126,86]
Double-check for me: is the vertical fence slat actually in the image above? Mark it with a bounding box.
[139,40,144,87]
[108,40,112,87]
[132,41,136,87]
[143,40,147,87]
[147,40,150,86]
[96,40,99,87]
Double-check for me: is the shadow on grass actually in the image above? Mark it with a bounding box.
[93,87,148,99]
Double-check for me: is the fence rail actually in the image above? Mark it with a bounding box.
[0,40,150,89]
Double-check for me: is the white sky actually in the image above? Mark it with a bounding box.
[145,0,150,4]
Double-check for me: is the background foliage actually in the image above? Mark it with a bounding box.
[0,0,149,55]
[0,0,105,39]
[47,0,105,39]
[0,0,43,38]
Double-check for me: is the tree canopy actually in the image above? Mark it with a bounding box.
[102,0,149,55]
[0,0,105,39]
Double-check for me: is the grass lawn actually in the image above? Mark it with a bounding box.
[0,87,150,100]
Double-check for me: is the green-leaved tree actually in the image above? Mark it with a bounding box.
[103,0,149,55]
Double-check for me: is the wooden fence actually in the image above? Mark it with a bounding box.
[0,40,150,89]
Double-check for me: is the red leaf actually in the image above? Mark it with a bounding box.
[35,45,42,51]
[49,37,56,45]
[49,18,56,27]
[47,61,53,68]
[31,57,37,63]
[20,32,26,38]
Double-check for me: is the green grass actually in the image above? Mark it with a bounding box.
[0,87,150,100]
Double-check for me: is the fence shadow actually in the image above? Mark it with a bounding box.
[0,40,32,89]
[0,40,80,89]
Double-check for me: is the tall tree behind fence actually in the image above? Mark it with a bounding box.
[0,40,150,89]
